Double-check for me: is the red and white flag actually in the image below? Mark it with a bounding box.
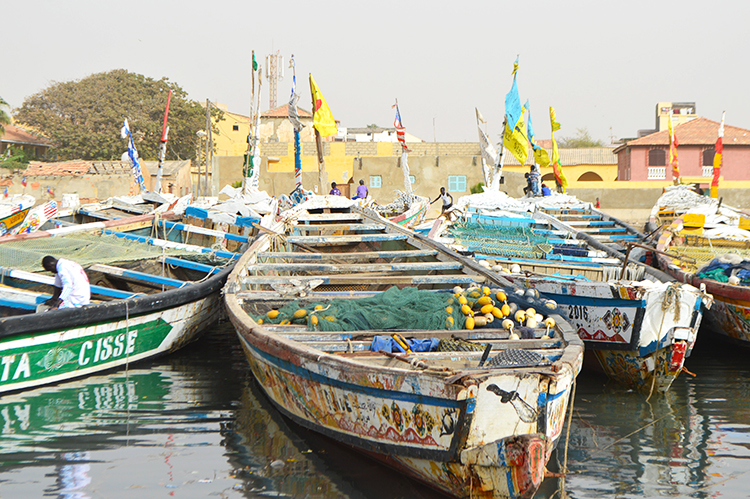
[392,101,410,152]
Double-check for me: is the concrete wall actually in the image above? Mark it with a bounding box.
[1,172,140,204]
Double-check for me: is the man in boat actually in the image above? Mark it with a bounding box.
[352,179,368,200]
[431,187,453,213]
[329,182,341,196]
[541,183,552,196]
[41,256,91,309]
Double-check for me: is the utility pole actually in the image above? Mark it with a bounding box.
[266,51,284,109]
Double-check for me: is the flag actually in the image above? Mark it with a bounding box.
[476,108,498,188]
[711,112,725,198]
[47,186,54,197]
[668,113,679,183]
[120,119,146,192]
[550,107,568,192]
[503,59,528,165]
[505,76,523,131]
[43,200,58,219]
[3,187,7,198]
[21,176,26,187]
[527,110,550,168]
[288,58,303,132]
[309,75,337,137]
[503,104,529,165]
[252,52,258,71]
[393,101,410,152]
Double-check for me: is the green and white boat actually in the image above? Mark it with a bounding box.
[0,202,260,394]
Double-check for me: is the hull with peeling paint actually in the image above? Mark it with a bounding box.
[225,203,584,499]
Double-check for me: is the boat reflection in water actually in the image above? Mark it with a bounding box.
[561,333,750,499]
[0,324,443,499]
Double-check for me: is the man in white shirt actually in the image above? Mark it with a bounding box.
[42,256,91,309]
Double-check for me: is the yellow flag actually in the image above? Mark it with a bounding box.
[503,108,529,165]
[550,107,568,192]
[309,74,337,137]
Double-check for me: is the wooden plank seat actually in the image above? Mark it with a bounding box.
[243,261,464,274]
[89,264,188,288]
[256,250,439,261]
[240,274,486,287]
[286,233,408,246]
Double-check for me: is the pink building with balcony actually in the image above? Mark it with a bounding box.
[614,117,750,182]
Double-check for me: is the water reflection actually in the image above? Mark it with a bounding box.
[1,322,748,498]
[558,333,750,499]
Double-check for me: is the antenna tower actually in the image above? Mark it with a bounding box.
[265,51,284,109]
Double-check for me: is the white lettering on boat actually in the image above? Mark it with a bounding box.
[12,354,30,380]
[0,354,31,381]
[78,331,138,367]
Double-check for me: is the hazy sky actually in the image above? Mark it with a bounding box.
[4,0,749,145]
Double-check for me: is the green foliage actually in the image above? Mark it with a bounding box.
[13,70,223,161]
[557,127,605,148]
[0,97,10,137]
[470,182,485,194]
[0,149,32,170]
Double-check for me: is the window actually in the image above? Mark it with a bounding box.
[648,149,666,166]
[409,175,416,184]
[369,175,382,188]
[232,125,239,131]
[703,148,715,166]
[448,175,467,192]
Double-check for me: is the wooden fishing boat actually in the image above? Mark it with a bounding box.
[0,194,36,236]
[439,194,711,394]
[224,202,584,499]
[0,203,258,394]
[656,214,750,346]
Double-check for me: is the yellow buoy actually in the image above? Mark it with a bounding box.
[501,304,510,317]
[311,315,319,326]
[257,318,264,324]
[267,310,280,319]
[446,316,455,328]
[461,304,473,316]
[477,296,493,306]
[496,291,507,303]
[491,307,503,319]
[465,316,475,330]
[294,309,308,318]
[480,303,494,315]
[482,286,491,296]
[446,306,454,314]
[314,305,324,310]
[458,295,468,306]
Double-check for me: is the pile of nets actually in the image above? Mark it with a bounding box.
[696,254,750,285]
[0,232,222,273]
[374,191,418,216]
[257,286,467,331]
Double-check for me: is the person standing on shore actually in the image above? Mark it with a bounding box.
[431,187,453,213]
[329,182,341,196]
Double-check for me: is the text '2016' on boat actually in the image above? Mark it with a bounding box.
[435,191,711,395]
[0,201,261,394]
[224,200,584,499]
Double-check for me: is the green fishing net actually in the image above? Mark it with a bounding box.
[448,221,551,258]
[258,286,468,331]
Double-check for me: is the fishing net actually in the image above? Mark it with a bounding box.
[0,232,229,272]
[449,221,551,258]
[258,286,468,331]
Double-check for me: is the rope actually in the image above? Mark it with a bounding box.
[662,282,682,322]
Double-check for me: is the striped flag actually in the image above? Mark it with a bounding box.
[711,111,725,198]
[43,200,58,219]
[47,186,54,197]
[3,187,7,198]
[21,176,26,187]
[120,119,146,192]
[668,113,679,184]
[393,101,410,152]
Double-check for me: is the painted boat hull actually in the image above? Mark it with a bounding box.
[0,262,232,394]
[387,196,430,228]
[225,205,584,499]
[509,276,704,393]
[231,314,577,499]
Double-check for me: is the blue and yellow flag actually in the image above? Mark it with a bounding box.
[527,111,550,168]
[504,103,529,165]
[309,74,337,137]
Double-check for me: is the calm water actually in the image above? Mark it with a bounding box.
[0,321,748,499]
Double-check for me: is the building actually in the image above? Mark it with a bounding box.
[613,117,750,183]
[654,101,697,132]
[502,147,618,182]
[0,124,53,159]
[341,126,423,143]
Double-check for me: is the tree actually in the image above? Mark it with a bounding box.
[0,97,10,137]
[13,69,222,161]
[557,127,605,148]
